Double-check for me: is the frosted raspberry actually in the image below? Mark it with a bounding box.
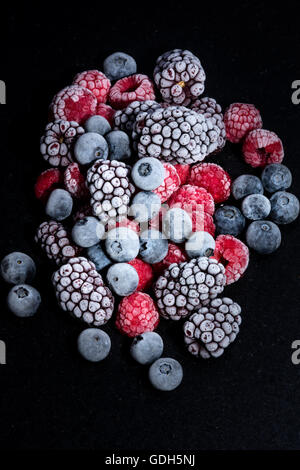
[109,74,155,110]
[64,163,89,199]
[188,163,231,203]
[191,211,216,237]
[224,103,263,143]
[73,70,111,103]
[35,168,63,202]
[116,292,160,337]
[152,243,187,275]
[153,163,180,203]
[128,259,154,291]
[212,234,249,285]
[169,184,215,216]
[50,85,97,124]
[174,164,190,185]
[242,129,284,168]
[96,103,116,126]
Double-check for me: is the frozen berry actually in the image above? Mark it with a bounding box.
[192,212,216,237]
[243,129,284,168]
[106,130,131,161]
[73,69,111,103]
[96,103,116,126]
[84,115,111,136]
[188,163,231,203]
[261,163,292,193]
[7,284,41,317]
[162,208,192,243]
[77,328,111,362]
[130,191,161,223]
[72,217,105,248]
[242,194,271,220]
[169,185,215,217]
[213,235,249,284]
[73,203,93,222]
[246,220,281,254]
[107,217,140,234]
[152,243,187,275]
[64,163,89,199]
[149,357,183,391]
[105,227,140,262]
[153,163,180,203]
[139,230,169,264]
[174,164,190,185]
[269,191,299,224]
[86,243,112,272]
[128,258,154,291]
[131,157,165,191]
[214,205,246,237]
[50,85,97,124]
[74,132,109,165]
[107,263,139,296]
[232,174,264,200]
[224,103,262,143]
[103,52,137,81]
[109,74,155,109]
[1,252,36,285]
[130,332,164,365]
[116,292,159,337]
[45,188,73,221]
[35,168,63,202]
[185,231,215,259]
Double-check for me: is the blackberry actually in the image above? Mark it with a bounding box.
[113,100,160,143]
[191,97,226,151]
[261,163,292,193]
[269,191,299,224]
[35,220,80,265]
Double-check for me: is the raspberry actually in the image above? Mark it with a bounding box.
[169,184,215,216]
[96,103,116,126]
[153,163,180,203]
[212,234,249,285]
[224,103,263,143]
[188,163,231,203]
[152,243,187,275]
[174,164,190,185]
[73,70,111,103]
[50,85,97,124]
[191,211,216,237]
[34,168,63,202]
[116,292,159,337]
[109,74,155,110]
[128,259,154,291]
[64,163,89,199]
[242,129,284,168]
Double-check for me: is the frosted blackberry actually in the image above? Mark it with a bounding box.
[269,191,299,224]
[130,332,164,365]
[131,157,165,191]
[78,328,111,362]
[154,49,205,106]
[162,208,192,243]
[114,100,160,142]
[103,52,137,81]
[191,97,226,151]
[139,230,168,264]
[7,284,41,318]
[232,174,264,200]
[185,231,215,259]
[84,115,111,136]
[130,191,161,223]
[149,357,183,391]
[154,257,226,320]
[107,263,139,296]
[246,220,281,254]
[86,244,112,272]
[106,130,131,161]
[45,188,73,221]
[1,252,36,285]
[261,163,292,193]
[214,205,246,237]
[242,194,271,220]
[72,217,105,248]
[74,132,109,165]
[35,221,80,265]
[184,297,242,359]
[105,227,140,262]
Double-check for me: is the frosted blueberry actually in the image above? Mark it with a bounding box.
[84,115,111,136]
[106,130,131,161]
[105,227,140,262]
[130,332,164,365]
[1,252,36,285]
[45,188,73,221]
[139,230,168,264]
[185,231,215,258]
[149,357,183,391]
[78,328,111,362]
[269,191,299,224]
[242,194,271,220]
[103,52,137,81]
[74,132,109,165]
[130,191,161,222]
[246,220,281,254]
[162,208,192,243]
[72,217,105,248]
[86,244,112,272]
[131,157,165,191]
[214,205,246,237]
[107,263,139,296]
[232,174,264,200]
[261,164,292,193]
[7,284,41,317]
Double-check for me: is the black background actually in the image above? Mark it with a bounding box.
[0,1,300,451]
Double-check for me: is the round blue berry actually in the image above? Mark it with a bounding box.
[149,357,183,391]
[86,244,112,272]
[74,132,108,165]
[131,157,165,191]
[103,52,137,81]
[130,332,164,365]
[261,163,292,193]
[162,208,192,243]
[246,220,281,254]
[214,205,246,237]
[130,191,161,222]
[106,130,131,161]
[107,263,139,296]
[1,252,36,285]
[139,230,168,264]
[242,194,271,220]
[84,115,111,136]
[7,284,41,317]
[77,328,111,362]
[232,174,264,200]
[72,217,104,248]
[105,227,140,262]
[269,191,299,224]
[185,231,215,259]
[45,188,73,221]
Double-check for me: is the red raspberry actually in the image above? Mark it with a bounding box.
[153,163,180,203]
[242,129,284,168]
[174,164,190,185]
[224,103,263,143]
[169,184,215,216]
[35,168,63,202]
[212,234,249,285]
[96,103,116,126]
[109,74,155,110]
[128,259,154,291]
[64,163,89,199]
[188,163,231,203]
[73,70,111,104]
[191,211,216,237]
[152,243,187,275]
[116,292,159,337]
[50,85,97,124]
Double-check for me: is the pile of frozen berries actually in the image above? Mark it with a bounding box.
[2,50,299,391]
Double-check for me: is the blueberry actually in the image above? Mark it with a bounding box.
[185,231,215,259]
[103,52,137,81]
[162,208,192,243]
[72,217,105,248]
[232,174,264,200]
[139,230,168,264]
[84,115,111,136]
[130,332,164,365]
[7,284,41,317]
[261,163,292,193]
[106,130,131,162]
[246,220,281,254]
[242,194,271,220]
[149,357,183,391]
[132,157,165,191]
[1,252,36,285]
[74,132,109,165]
[105,227,140,262]
[269,191,299,224]
[45,188,73,221]
[130,191,161,223]
[107,263,139,296]
[214,205,246,236]
[77,328,111,362]
[86,244,112,271]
